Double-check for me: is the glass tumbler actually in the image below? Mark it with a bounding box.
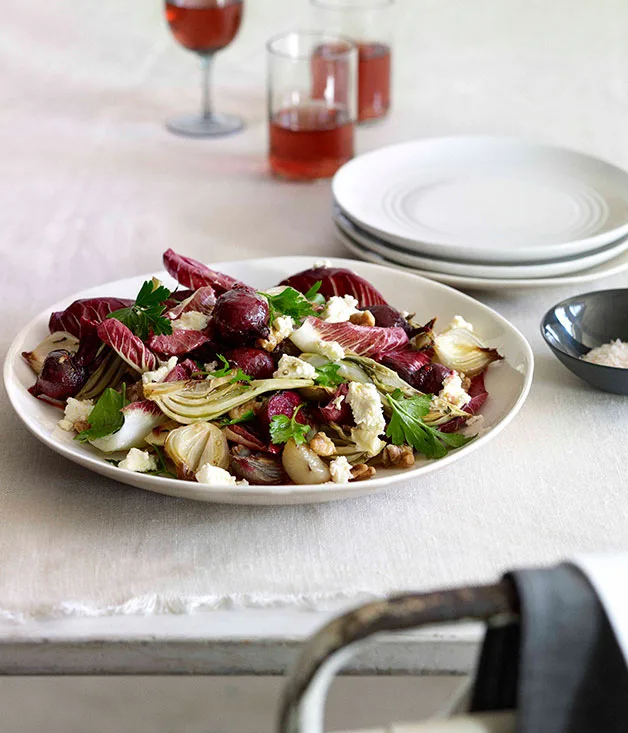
[311,0,393,122]
[267,31,357,181]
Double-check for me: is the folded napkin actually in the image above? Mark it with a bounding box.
[470,562,628,732]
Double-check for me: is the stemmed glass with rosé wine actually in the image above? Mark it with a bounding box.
[165,0,244,137]
[267,32,357,181]
[311,0,393,123]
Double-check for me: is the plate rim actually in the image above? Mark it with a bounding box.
[333,208,628,279]
[336,227,628,290]
[332,135,628,263]
[4,256,534,503]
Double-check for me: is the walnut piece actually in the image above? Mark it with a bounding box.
[309,432,336,457]
[381,444,415,468]
[349,310,376,327]
[73,419,90,434]
[461,375,472,391]
[350,464,377,481]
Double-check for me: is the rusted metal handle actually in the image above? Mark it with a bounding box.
[278,581,519,733]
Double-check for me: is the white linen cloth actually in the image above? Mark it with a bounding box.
[2,0,628,622]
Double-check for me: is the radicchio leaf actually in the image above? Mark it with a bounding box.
[223,424,269,452]
[96,319,158,373]
[49,298,133,338]
[439,374,488,433]
[300,317,408,358]
[148,329,211,357]
[280,267,388,308]
[164,359,198,382]
[318,383,352,425]
[163,249,244,294]
[166,286,216,320]
[380,349,431,385]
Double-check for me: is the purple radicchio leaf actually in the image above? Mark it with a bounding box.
[147,329,211,357]
[49,298,133,338]
[163,249,244,294]
[166,286,216,320]
[96,319,158,373]
[300,317,408,358]
[280,266,388,308]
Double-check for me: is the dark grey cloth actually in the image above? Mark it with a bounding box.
[470,564,628,733]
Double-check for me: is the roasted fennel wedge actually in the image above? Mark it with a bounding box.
[144,377,314,424]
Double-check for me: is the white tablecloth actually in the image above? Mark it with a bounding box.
[2,0,628,622]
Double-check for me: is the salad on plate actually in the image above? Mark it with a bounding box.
[22,250,502,487]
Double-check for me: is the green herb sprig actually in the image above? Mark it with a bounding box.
[76,385,128,443]
[107,281,172,341]
[260,282,324,324]
[386,389,473,459]
[314,363,344,388]
[269,405,310,446]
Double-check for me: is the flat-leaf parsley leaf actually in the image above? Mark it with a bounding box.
[386,388,473,459]
[269,405,309,446]
[107,280,173,341]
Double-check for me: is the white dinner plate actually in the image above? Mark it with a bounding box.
[332,136,628,264]
[4,257,533,506]
[337,229,628,291]
[333,207,628,279]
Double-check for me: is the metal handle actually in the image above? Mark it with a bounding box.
[278,581,518,733]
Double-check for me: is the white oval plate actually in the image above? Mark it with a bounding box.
[334,207,628,279]
[4,257,533,505]
[332,136,628,264]
[337,228,628,291]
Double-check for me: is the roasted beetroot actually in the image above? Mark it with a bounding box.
[280,266,387,308]
[213,287,270,344]
[29,349,87,401]
[230,445,285,484]
[412,362,453,394]
[226,347,275,379]
[259,390,307,431]
[164,359,198,382]
[364,305,412,335]
[381,349,431,385]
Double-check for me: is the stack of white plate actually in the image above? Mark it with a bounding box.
[331,137,628,290]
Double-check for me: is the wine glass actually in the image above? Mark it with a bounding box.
[165,0,245,137]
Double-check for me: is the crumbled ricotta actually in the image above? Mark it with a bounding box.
[582,339,628,368]
[346,382,386,455]
[447,315,474,332]
[321,295,360,323]
[289,319,345,360]
[273,354,317,380]
[331,393,345,410]
[196,463,248,486]
[329,456,353,484]
[313,259,333,268]
[439,372,471,409]
[171,310,210,331]
[142,356,178,385]
[58,397,94,432]
[273,315,295,341]
[118,448,158,473]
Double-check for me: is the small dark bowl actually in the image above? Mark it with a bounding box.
[541,289,628,395]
